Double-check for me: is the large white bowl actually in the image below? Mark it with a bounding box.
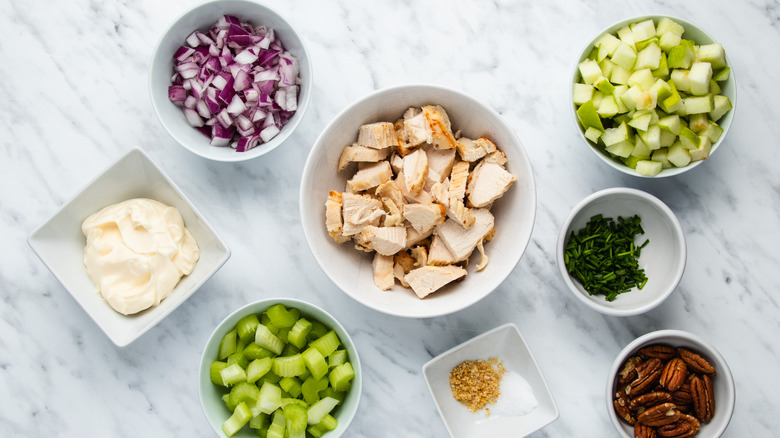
[607,329,735,437]
[556,187,685,316]
[571,15,737,177]
[28,148,231,346]
[299,85,537,318]
[149,0,312,162]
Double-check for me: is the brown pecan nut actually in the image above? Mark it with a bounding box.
[639,344,677,360]
[638,403,681,427]
[660,358,689,391]
[677,348,716,375]
[691,375,714,422]
[619,356,644,386]
[614,390,636,425]
[657,414,701,438]
[630,391,673,411]
[635,422,658,438]
[628,358,664,396]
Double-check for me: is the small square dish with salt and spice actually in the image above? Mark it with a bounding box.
[422,323,558,438]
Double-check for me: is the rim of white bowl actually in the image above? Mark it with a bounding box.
[556,187,686,316]
[570,15,737,178]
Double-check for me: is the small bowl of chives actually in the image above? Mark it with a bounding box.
[556,187,686,316]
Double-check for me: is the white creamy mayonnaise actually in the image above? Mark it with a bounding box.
[81,198,200,315]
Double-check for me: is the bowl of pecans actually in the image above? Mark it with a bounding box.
[607,329,735,438]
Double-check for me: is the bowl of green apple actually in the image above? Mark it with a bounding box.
[571,16,736,177]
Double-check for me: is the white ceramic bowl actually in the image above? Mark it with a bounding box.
[199,298,361,438]
[571,15,737,177]
[607,329,736,437]
[299,84,537,318]
[28,148,231,346]
[422,323,559,438]
[556,187,685,316]
[149,0,312,162]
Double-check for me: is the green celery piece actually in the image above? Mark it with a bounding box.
[310,331,341,358]
[307,424,327,438]
[307,320,329,341]
[266,410,286,438]
[319,414,338,431]
[273,354,307,377]
[329,350,347,368]
[307,397,340,425]
[236,314,261,344]
[223,393,237,412]
[283,403,308,438]
[230,381,262,407]
[247,357,273,384]
[255,324,284,355]
[302,348,329,381]
[277,328,291,344]
[279,377,303,398]
[329,363,355,392]
[222,401,252,437]
[257,381,283,414]
[220,363,248,387]
[267,304,299,328]
[249,413,268,430]
[243,343,275,360]
[261,371,282,384]
[319,387,346,403]
[301,376,329,405]
[219,329,238,360]
[210,361,228,386]
[260,314,280,335]
[287,318,313,349]
[227,351,249,370]
[282,343,300,357]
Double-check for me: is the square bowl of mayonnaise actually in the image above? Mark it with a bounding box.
[28,147,231,347]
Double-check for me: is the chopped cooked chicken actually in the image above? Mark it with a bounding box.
[342,193,385,236]
[325,191,351,243]
[390,153,405,173]
[375,181,404,209]
[403,203,446,234]
[357,122,399,149]
[346,161,393,193]
[422,105,458,150]
[405,225,433,249]
[404,109,431,147]
[429,179,450,206]
[338,144,391,171]
[423,144,456,180]
[403,149,428,195]
[423,168,444,192]
[428,235,457,266]
[475,137,497,154]
[395,171,434,204]
[456,137,488,162]
[482,150,508,167]
[475,239,488,271]
[446,199,475,229]
[405,265,467,298]
[466,162,517,208]
[449,161,469,201]
[358,226,407,256]
[434,208,495,261]
[410,245,428,268]
[393,251,416,287]
[372,253,395,290]
[381,197,403,227]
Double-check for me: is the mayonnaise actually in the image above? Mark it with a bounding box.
[81,198,200,315]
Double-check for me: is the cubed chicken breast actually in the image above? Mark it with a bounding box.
[395,171,435,204]
[338,144,391,171]
[405,265,467,298]
[475,137,497,154]
[393,251,416,288]
[423,144,456,181]
[428,235,457,266]
[358,226,407,256]
[325,191,351,243]
[357,122,399,149]
[446,199,475,229]
[422,105,458,150]
[403,203,446,234]
[372,253,395,291]
[456,137,488,162]
[434,208,495,261]
[346,161,393,193]
[448,161,470,201]
[482,150,508,167]
[381,197,403,227]
[403,149,428,195]
[342,193,385,236]
[404,109,431,147]
[405,225,433,249]
[429,179,450,206]
[466,162,516,208]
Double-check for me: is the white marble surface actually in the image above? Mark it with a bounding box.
[2,0,779,436]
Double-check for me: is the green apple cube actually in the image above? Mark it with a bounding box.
[667,142,692,167]
[611,42,637,70]
[632,136,652,158]
[697,43,727,69]
[653,53,670,78]
[710,95,733,121]
[601,121,630,146]
[595,33,622,56]
[613,85,629,113]
[658,114,681,134]
[709,80,721,95]
[635,43,662,70]
[576,101,604,131]
[689,135,712,161]
[684,95,713,114]
[652,148,673,168]
[636,38,659,52]
[659,31,682,51]
[617,26,635,45]
[660,128,677,147]
[688,114,709,133]
[605,139,635,158]
[599,58,616,78]
[584,126,603,143]
[610,64,631,85]
[636,160,663,176]
[636,90,658,111]
[688,62,713,95]
[628,68,655,90]
[670,69,691,93]
[578,59,602,84]
[713,67,730,82]
[639,124,662,150]
[573,83,595,105]
[679,126,701,149]
[620,85,644,111]
[592,90,604,108]
[629,111,653,131]
[598,95,619,118]
[668,45,695,69]
[597,44,610,62]
[656,18,685,37]
[702,120,724,143]
[630,19,656,42]
[659,81,682,113]
[595,76,616,94]
[650,78,673,102]
[622,154,642,169]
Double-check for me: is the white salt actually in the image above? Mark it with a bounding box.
[490,370,538,417]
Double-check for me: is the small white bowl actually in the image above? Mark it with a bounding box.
[422,323,559,438]
[149,0,312,162]
[28,148,230,346]
[556,187,685,316]
[571,15,737,177]
[607,329,736,437]
[199,298,361,438]
[300,84,537,318]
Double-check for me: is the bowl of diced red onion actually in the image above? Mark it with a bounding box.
[149,0,311,162]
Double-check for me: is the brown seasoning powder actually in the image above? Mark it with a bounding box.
[449,357,506,415]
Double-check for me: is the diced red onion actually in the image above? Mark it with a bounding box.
[168,85,187,104]
[183,108,204,127]
[226,94,246,115]
[260,125,280,142]
[184,95,197,109]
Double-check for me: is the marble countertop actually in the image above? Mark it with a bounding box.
[2,0,779,436]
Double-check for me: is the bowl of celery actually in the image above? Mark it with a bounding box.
[571,16,736,177]
[199,298,361,437]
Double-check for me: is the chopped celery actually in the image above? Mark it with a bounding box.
[319,387,346,403]
[329,363,355,392]
[277,328,291,344]
[222,401,252,437]
[236,336,248,354]
[281,343,300,357]
[266,410,286,438]
[249,413,268,430]
[272,354,307,377]
[219,329,238,360]
[279,377,303,398]
[220,363,247,387]
[267,304,299,328]
[307,424,327,438]
[257,381,282,414]
[307,397,340,425]
[246,357,273,384]
[283,403,308,438]
[255,324,284,355]
[319,414,338,431]
[223,393,237,412]
[227,351,249,369]
[236,314,261,343]
[302,348,329,381]
[243,343,275,360]
[310,331,340,358]
[260,371,282,384]
[287,318,312,349]
[210,361,228,386]
[230,382,261,407]
[328,350,347,368]
[301,376,329,405]
[307,320,328,341]
[260,314,280,335]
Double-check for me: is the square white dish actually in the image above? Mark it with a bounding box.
[28,147,230,347]
[422,323,559,438]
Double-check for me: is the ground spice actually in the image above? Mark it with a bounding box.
[449,357,506,415]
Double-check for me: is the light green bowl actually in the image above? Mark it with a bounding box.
[198,298,362,437]
[571,15,737,178]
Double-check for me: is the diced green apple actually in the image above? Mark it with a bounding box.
[638,124,662,150]
[684,95,714,114]
[595,76,616,94]
[635,43,662,70]
[620,85,644,111]
[578,59,602,84]
[667,44,695,69]
[617,26,635,46]
[689,135,712,161]
[697,43,727,69]
[670,69,691,93]
[652,53,670,78]
[632,136,652,158]
[605,140,635,158]
[651,148,673,168]
[598,95,619,118]
[713,67,730,82]
[628,111,653,131]
[584,127,603,143]
[611,42,638,70]
[599,58,616,78]
[630,19,656,42]
[636,160,663,176]
[688,62,713,95]
[658,114,681,134]
[592,90,604,108]
[613,85,629,113]
[688,114,709,133]
[678,126,701,149]
[702,120,724,143]
[628,68,655,90]
[595,33,622,56]
[601,121,630,146]
[656,17,685,37]
[573,83,594,105]
[667,141,692,167]
[660,128,677,147]
[658,31,682,51]
[576,101,604,131]
[709,80,721,95]
[610,64,631,84]
[710,95,733,121]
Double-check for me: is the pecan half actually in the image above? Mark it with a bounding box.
[635,422,658,438]
[627,358,663,396]
[677,348,716,375]
[638,403,681,427]
[691,375,714,422]
[630,391,673,411]
[660,358,689,391]
[657,414,701,438]
[619,356,644,386]
[639,344,676,360]
[614,390,635,425]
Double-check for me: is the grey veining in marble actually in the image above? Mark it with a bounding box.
[2,0,780,436]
